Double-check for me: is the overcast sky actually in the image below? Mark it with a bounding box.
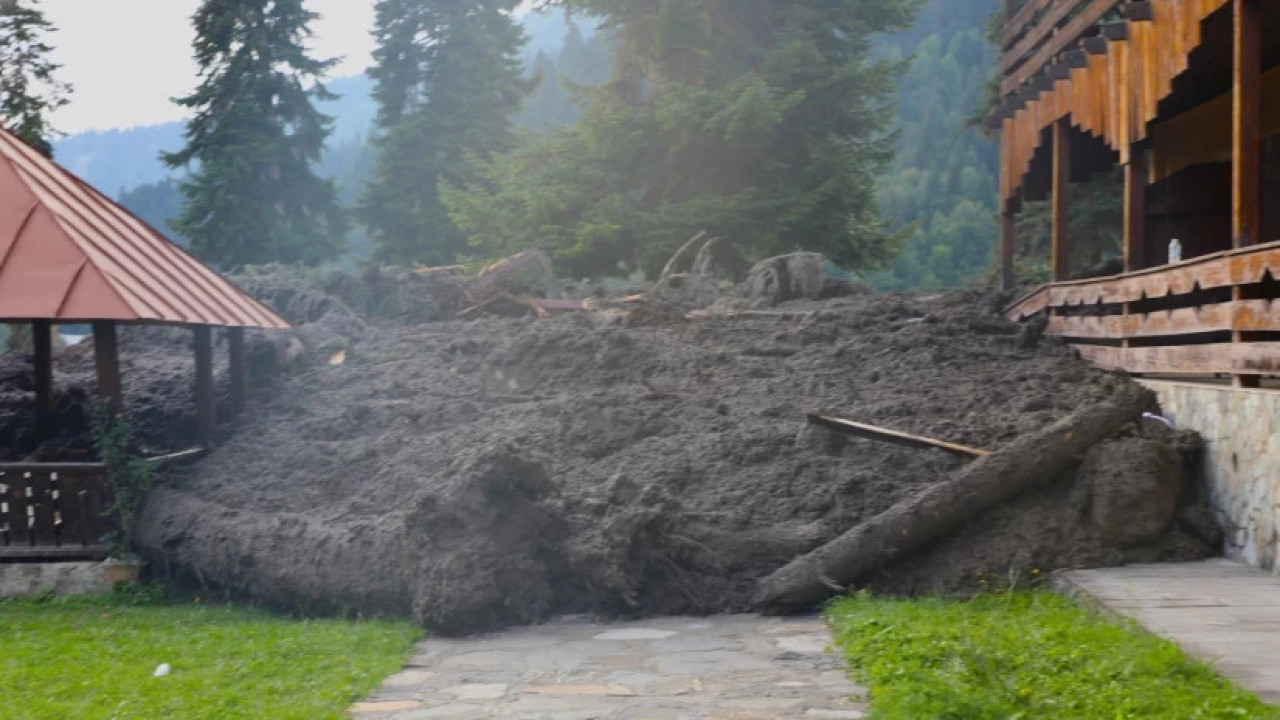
[42,1,527,134]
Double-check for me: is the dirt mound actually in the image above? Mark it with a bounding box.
[76,271,1210,634]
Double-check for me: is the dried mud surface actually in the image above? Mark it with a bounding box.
[0,272,1216,633]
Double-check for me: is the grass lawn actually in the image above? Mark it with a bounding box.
[0,592,419,720]
[828,590,1279,720]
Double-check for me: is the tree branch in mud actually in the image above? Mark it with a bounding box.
[756,384,1155,612]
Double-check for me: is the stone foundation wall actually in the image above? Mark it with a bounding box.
[0,561,109,598]
[1143,380,1280,569]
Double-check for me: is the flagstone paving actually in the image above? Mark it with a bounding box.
[1057,558,1280,705]
[350,614,867,719]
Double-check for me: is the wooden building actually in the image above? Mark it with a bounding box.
[998,0,1280,386]
[0,127,289,561]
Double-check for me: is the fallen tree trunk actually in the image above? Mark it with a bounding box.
[756,384,1154,612]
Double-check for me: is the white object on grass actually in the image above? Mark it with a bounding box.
[153,663,172,678]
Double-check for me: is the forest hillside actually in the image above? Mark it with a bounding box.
[57,0,1000,288]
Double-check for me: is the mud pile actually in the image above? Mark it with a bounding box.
[63,270,1210,634]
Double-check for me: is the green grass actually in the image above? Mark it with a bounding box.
[828,590,1279,720]
[0,592,419,720]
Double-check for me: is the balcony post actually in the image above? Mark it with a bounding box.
[1232,0,1262,387]
[1051,119,1072,282]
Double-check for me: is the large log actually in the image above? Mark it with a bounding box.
[755,384,1153,612]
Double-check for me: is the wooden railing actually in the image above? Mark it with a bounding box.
[1005,240,1280,380]
[0,463,112,561]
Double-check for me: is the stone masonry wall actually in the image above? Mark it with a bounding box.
[1143,380,1280,569]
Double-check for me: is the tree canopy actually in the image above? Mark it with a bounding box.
[444,0,922,278]
[164,0,346,269]
[358,0,531,266]
[0,0,70,157]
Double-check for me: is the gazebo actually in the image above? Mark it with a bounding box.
[0,127,289,558]
[0,127,289,442]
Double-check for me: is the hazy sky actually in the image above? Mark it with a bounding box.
[43,0,378,133]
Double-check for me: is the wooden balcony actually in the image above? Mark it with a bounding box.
[1006,240,1280,382]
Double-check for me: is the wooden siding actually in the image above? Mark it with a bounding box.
[1001,0,1231,202]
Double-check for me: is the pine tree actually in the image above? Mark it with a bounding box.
[358,0,530,267]
[445,0,922,278]
[0,0,71,158]
[163,0,346,269]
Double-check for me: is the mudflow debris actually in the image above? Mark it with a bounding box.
[0,255,1217,634]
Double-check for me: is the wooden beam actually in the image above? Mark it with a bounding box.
[1074,342,1280,377]
[1063,49,1089,68]
[807,414,991,459]
[0,462,106,473]
[1232,0,1261,249]
[1001,0,1121,95]
[1052,119,1072,282]
[1100,23,1128,41]
[33,320,53,443]
[1124,151,1146,272]
[1001,212,1017,291]
[228,327,246,418]
[1048,300,1280,339]
[194,325,215,442]
[1082,36,1109,55]
[1002,0,1054,48]
[1123,2,1154,21]
[91,321,122,414]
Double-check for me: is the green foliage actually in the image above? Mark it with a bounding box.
[358,0,532,266]
[163,0,347,269]
[828,591,1279,719]
[868,0,1002,290]
[1018,169,1124,277]
[0,0,70,158]
[446,0,922,279]
[515,23,614,128]
[92,404,154,560]
[118,178,187,245]
[0,596,419,720]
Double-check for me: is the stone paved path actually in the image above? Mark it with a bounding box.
[1057,559,1280,704]
[350,614,867,719]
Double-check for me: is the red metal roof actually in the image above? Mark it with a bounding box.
[0,129,289,329]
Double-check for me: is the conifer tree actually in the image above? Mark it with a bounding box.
[358,0,530,266]
[445,0,921,278]
[164,0,346,269]
[0,0,71,158]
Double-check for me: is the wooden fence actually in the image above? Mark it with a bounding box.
[1005,239,1280,381]
[0,463,112,561]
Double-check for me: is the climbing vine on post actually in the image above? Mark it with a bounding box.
[92,404,154,560]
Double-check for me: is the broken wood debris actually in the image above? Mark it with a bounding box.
[760,385,1153,611]
[807,414,991,459]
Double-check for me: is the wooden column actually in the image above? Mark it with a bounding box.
[33,320,53,443]
[1123,150,1146,272]
[194,326,215,441]
[1232,0,1262,387]
[1001,211,1017,291]
[92,321,123,414]
[228,327,246,418]
[1232,0,1261,249]
[1051,119,1072,281]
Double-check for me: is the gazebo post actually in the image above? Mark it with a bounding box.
[91,321,123,414]
[33,320,53,443]
[228,327,246,418]
[194,325,215,441]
